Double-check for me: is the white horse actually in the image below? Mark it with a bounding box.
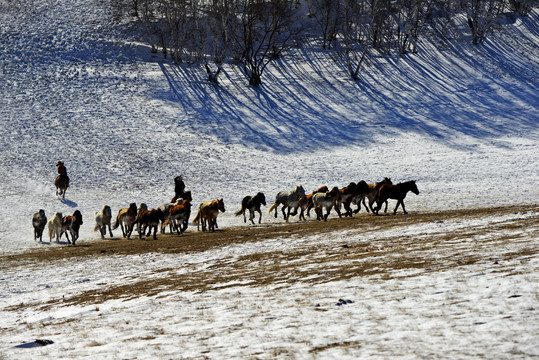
[312,187,341,221]
[268,185,306,222]
[94,205,113,239]
[32,209,47,242]
[48,211,63,242]
[159,199,186,234]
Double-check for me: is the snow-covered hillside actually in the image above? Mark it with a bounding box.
[0,0,537,358]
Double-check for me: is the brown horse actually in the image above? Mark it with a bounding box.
[359,177,392,213]
[62,210,83,245]
[336,182,370,217]
[375,180,419,215]
[299,186,329,221]
[162,200,192,235]
[32,209,47,242]
[193,198,225,232]
[55,173,70,199]
[112,203,138,239]
[137,208,165,240]
[235,192,266,224]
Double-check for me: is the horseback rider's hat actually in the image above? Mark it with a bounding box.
[56,161,64,166]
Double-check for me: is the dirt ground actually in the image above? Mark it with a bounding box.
[3,204,538,312]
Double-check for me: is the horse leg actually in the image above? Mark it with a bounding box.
[257,209,262,224]
[333,202,341,218]
[400,200,408,215]
[324,205,331,221]
[107,224,113,238]
[281,206,288,221]
[249,209,255,225]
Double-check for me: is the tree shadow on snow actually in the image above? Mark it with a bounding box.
[158,29,538,154]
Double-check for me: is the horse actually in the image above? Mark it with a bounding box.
[112,203,138,239]
[162,200,191,234]
[47,211,63,242]
[94,205,113,239]
[159,199,182,234]
[299,186,328,221]
[375,180,419,215]
[341,180,370,216]
[137,208,165,240]
[55,173,69,199]
[235,192,266,224]
[312,187,341,221]
[61,210,83,245]
[268,185,306,222]
[359,177,392,214]
[335,182,371,218]
[193,198,225,232]
[32,209,47,242]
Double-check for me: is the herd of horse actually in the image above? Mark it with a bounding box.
[32,175,419,244]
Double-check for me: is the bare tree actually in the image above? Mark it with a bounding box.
[460,0,506,44]
[341,0,371,79]
[395,0,435,54]
[238,0,302,86]
[309,0,343,49]
[508,0,535,15]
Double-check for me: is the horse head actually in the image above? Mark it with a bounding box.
[73,210,83,225]
[256,192,266,205]
[217,198,225,212]
[409,181,419,195]
[155,208,165,222]
[357,180,369,193]
[296,185,306,199]
[103,205,112,218]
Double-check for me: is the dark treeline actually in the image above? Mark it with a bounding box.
[118,0,535,85]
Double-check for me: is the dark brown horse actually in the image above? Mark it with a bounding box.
[359,177,392,214]
[32,209,47,242]
[374,180,419,215]
[235,192,266,224]
[62,210,83,245]
[337,181,370,217]
[137,208,165,240]
[55,173,69,199]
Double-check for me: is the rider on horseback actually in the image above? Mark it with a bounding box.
[57,161,67,176]
[55,161,70,198]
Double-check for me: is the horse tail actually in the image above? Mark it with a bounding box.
[93,223,100,232]
[193,209,202,224]
[268,201,277,214]
[193,208,202,231]
[112,214,120,230]
[162,218,170,227]
[235,200,246,216]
